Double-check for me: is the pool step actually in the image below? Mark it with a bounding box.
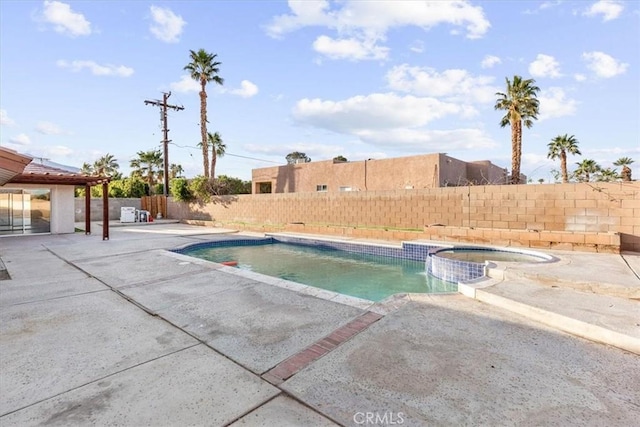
[472,278,640,355]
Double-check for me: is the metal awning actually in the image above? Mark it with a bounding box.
[0,147,33,185]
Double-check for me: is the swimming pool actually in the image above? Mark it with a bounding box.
[179,239,456,302]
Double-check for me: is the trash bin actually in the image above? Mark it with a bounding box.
[120,207,136,223]
[138,210,149,223]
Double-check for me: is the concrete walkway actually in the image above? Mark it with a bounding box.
[1,223,639,426]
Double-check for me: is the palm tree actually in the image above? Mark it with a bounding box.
[495,75,540,184]
[130,150,163,195]
[184,49,224,179]
[547,134,581,183]
[613,157,634,181]
[198,132,226,178]
[209,131,225,175]
[169,163,184,179]
[92,153,119,177]
[80,162,94,176]
[574,159,600,182]
[597,167,619,182]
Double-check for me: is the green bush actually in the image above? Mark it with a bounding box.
[188,175,212,203]
[170,178,194,202]
[217,175,251,194]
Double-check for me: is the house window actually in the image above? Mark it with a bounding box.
[339,186,352,192]
[256,182,272,194]
[316,184,328,192]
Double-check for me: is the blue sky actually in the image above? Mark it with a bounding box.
[1,0,638,182]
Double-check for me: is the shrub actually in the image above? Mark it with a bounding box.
[170,178,194,202]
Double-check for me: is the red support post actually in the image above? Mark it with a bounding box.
[102,181,109,240]
[85,184,91,235]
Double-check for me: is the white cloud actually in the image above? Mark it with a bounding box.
[149,5,186,43]
[9,133,32,146]
[313,35,389,61]
[574,73,587,82]
[538,87,578,121]
[583,0,624,21]
[480,55,501,69]
[409,40,424,53]
[582,51,628,78]
[1,109,16,126]
[244,141,343,160]
[528,54,562,78]
[43,145,74,157]
[35,121,66,135]
[355,128,497,151]
[40,0,91,37]
[56,60,134,77]
[540,1,562,10]
[229,80,259,98]
[293,93,477,135]
[386,64,497,103]
[266,1,490,61]
[523,1,562,14]
[169,75,201,93]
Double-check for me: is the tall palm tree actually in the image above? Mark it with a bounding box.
[93,153,119,177]
[547,134,581,183]
[197,132,226,178]
[130,150,163,195]
[495,75,540,184]
[613,157,634,181]
[574,159,600,182]
[184,49,224,179]
[208,131,225,176]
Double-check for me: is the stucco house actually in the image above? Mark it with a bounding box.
[1,147,110,238]
[252,153,512,194]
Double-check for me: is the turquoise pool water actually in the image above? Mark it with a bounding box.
[185,242,456,302]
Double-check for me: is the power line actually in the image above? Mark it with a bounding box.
[144,92,184,196]
[168,142,281,164]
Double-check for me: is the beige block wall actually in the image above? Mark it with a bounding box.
[169,182,640,252]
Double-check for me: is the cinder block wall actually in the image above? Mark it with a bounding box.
[168,182,640,252]
[74,198,141,222]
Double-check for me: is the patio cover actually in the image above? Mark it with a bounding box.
[2,150,111,240]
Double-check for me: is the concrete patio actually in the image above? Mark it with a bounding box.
[1,223,639,426]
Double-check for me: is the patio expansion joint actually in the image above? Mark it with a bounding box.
[261,311,384,386]
[0,343,202,418]
[42,246,286,389]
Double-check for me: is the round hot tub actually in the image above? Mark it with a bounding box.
[427,246,555,283]
[435,248,550,263]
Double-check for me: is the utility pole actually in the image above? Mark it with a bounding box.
[144,92,184,197]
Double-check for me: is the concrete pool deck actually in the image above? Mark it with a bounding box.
[1,223,639,426]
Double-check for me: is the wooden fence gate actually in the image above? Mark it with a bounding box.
[141,195,167,220]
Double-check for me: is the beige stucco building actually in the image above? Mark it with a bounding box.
[252,153,509,194]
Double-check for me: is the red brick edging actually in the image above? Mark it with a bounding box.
[262,311,383,385]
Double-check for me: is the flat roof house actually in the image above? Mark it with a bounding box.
[252,153,511,194]
[1,147,110,239]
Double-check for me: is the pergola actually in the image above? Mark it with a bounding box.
[1,148,111,240]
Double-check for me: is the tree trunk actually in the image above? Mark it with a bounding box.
[200,81,209,178]
[210,150,216,181]
[561,151,568,183]
[511,120,521,184]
